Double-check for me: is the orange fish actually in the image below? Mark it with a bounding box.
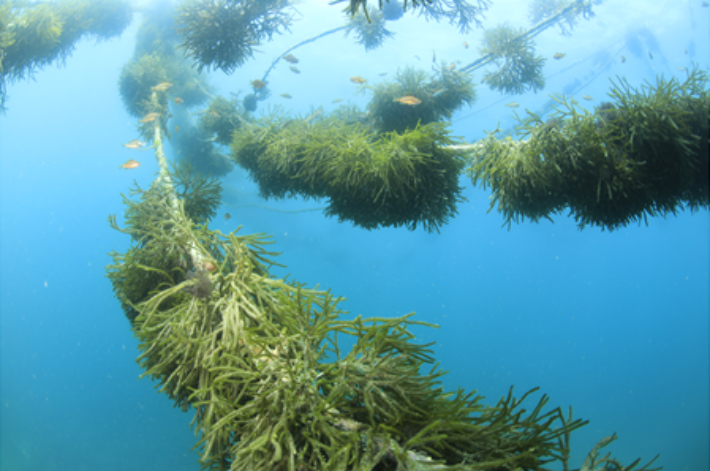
[123,139,146,149]
[152,82,173,91]
[350,76,366,84]
[202,261,217,271]
[394,95,421,106]
[120,159,140,169]
[283,54,299,64]
[251,79,266,90]
[174,97,184,105]
[139,112,160,123]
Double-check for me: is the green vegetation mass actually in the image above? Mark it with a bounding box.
[0,0,132,110]
[107,162,589,470]
[468,68,709,230]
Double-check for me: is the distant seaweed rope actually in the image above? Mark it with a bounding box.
[262,26,349,83]
[459,0,593,75]
[256,0,593,126]
[453,42,625,128]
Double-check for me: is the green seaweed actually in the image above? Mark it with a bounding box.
[467,67,709,230]
[198,95,248,147]
[368,65,476,134]
[0,0,133,110]
[118,47,211,119]
[579,434,661,471]
[479,24,546,95]
[333,0,491,33]
[528,0,590,36]
[344,8,394,51]
[231,109,467,232]
[176,0,292,74]
[107,163,589,470]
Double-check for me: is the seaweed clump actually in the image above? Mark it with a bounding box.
[176,0,292,74]
[344,8,394,50]
[118,8,212,120]
[232,112,467,232]
[334,0,491,33]
[467,68,709,230]
[107,161,221,323]
[479,24,546,95]
[368,65,476,134]
[198,94,248,146]
[0,0,133,110]
[528,0,591,36]
[228,67,476,231]
[107,159,589,470]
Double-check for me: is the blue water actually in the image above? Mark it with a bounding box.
[1,1,708,470]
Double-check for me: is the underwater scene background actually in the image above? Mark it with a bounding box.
[0,0,708,470]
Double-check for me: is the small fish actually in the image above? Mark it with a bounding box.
[283,53,299,64]
[251,79,266,90]
[280,93,292,99]
[684,49,688,54]
[448,62,456,71]
[332,99,343,103]
[350,76,366,84]
[703,1,708,7]
[414,55,421,60]
[202,261,217,272]
[224,213,231,221]
[394,95,422,106]
[123,139,146,149]
[582,95,593,101]
[174,97,184,105]
[431,88,445,98]
[139,112,161,123]
[120,159,140,169]
[378,72,388,76]
[432,51,436,63]
[506,102,520,108]
[289,66,301,74]
[649,51,654,60]
[209,111,219,118]
[621,55,626,63]
[553,52,566,60]
[463,41,469,49]
[175,125,180,132]
[152,82,173,91]
[678,67,686,71]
